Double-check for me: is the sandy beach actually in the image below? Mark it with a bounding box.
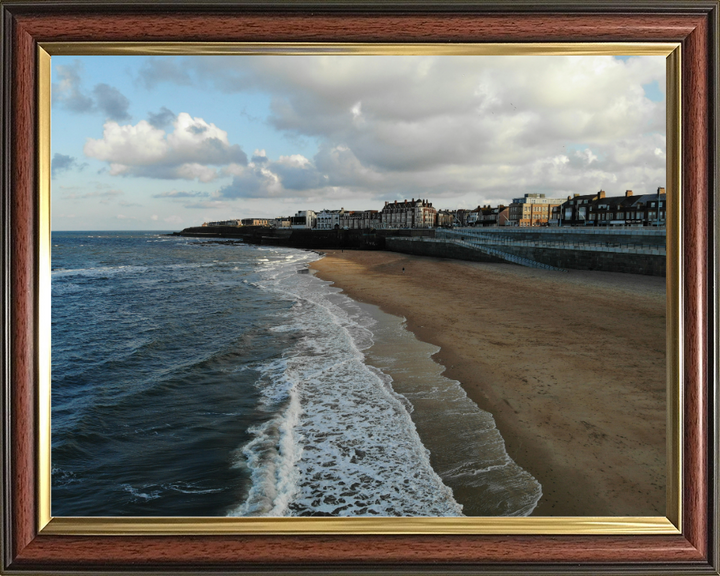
[310,250,666,516]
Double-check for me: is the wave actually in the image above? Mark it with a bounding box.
[122,481,224,502]
[52,261,219,279]
[228,249,463,517]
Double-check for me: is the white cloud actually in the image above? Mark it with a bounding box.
[183,54,665,203]
[63,54,667,223]
[84,112,247,182]
[575,148,598,165]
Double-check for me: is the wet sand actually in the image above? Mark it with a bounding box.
[310,250,666,516]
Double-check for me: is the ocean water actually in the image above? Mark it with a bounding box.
[51,231,540,517]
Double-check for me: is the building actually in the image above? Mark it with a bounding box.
[316,209,345,230]
[240,218,270,227]
[271,217,292,228]
[362,210,381,229]
[290,210,317,229]
[508,193,565,227]
[203,219,241,227]
[552,187,667,227]
[455,208,473,227]
[380,198,437,229]
[337,209,383,229]
[466,208,481,226]
[436,209,455,228]
[475,205,510,227]
[588,188,667,226]
[550,190,606,226]
[339,210,361,229]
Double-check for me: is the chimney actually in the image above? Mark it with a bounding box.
[573,194,580,198]
[657,187,666,195]
[625,190,633,197]
[598,190,606,199]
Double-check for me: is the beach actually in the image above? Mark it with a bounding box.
[310,250,667,516]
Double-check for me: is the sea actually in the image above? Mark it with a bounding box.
[51,231,542,517]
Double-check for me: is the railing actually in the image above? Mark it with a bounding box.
[437,228,665,256]
[451,225,666,236]
[446,238,568,272]
[388,235,568,272]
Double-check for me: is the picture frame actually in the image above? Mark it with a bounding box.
[1,0,718,573]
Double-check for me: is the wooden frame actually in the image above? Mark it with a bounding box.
[1,1,718,573]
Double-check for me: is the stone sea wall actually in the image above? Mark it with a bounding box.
[176,226,666,276]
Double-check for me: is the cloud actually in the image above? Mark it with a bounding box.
[215,147,380,200]
[152,190,210,198]
[62,54,667,220]
[271,154,327,190]
[147,107,176,128]
[182,200,232,210]
[188,54,665,200]
[217,154,328,199]
[92,84,131,121]
[84,112,247,182]
[51,153,88,178]
[218,164,281,199]
[53,62,94,112]
[53,60,132,121]
[251,149,269,164]
[63,188,123,201]
[136,58,193,89]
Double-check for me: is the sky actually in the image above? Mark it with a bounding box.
[51,54,666,231]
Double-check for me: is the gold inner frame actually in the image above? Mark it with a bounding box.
[37,42,683,536]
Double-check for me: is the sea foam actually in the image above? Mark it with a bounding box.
[227,248,462,517]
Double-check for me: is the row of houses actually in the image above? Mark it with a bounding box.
[202,188,667,230]
[204,199,440,230]
[554,188,667,226]
[204,217,271,227]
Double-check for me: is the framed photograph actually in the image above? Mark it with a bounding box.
[1,1,717,573]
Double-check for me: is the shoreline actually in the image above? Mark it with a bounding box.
[350,300,542,516]
[310,249,666,516]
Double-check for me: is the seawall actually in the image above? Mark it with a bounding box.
[175,226,424,249]
[385,236,665,276]
[384,237,505,264]
[176,226,666,276]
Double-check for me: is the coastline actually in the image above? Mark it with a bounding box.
[310,249,666,516]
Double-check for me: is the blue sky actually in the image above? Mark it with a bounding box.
[51,54,666,231]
